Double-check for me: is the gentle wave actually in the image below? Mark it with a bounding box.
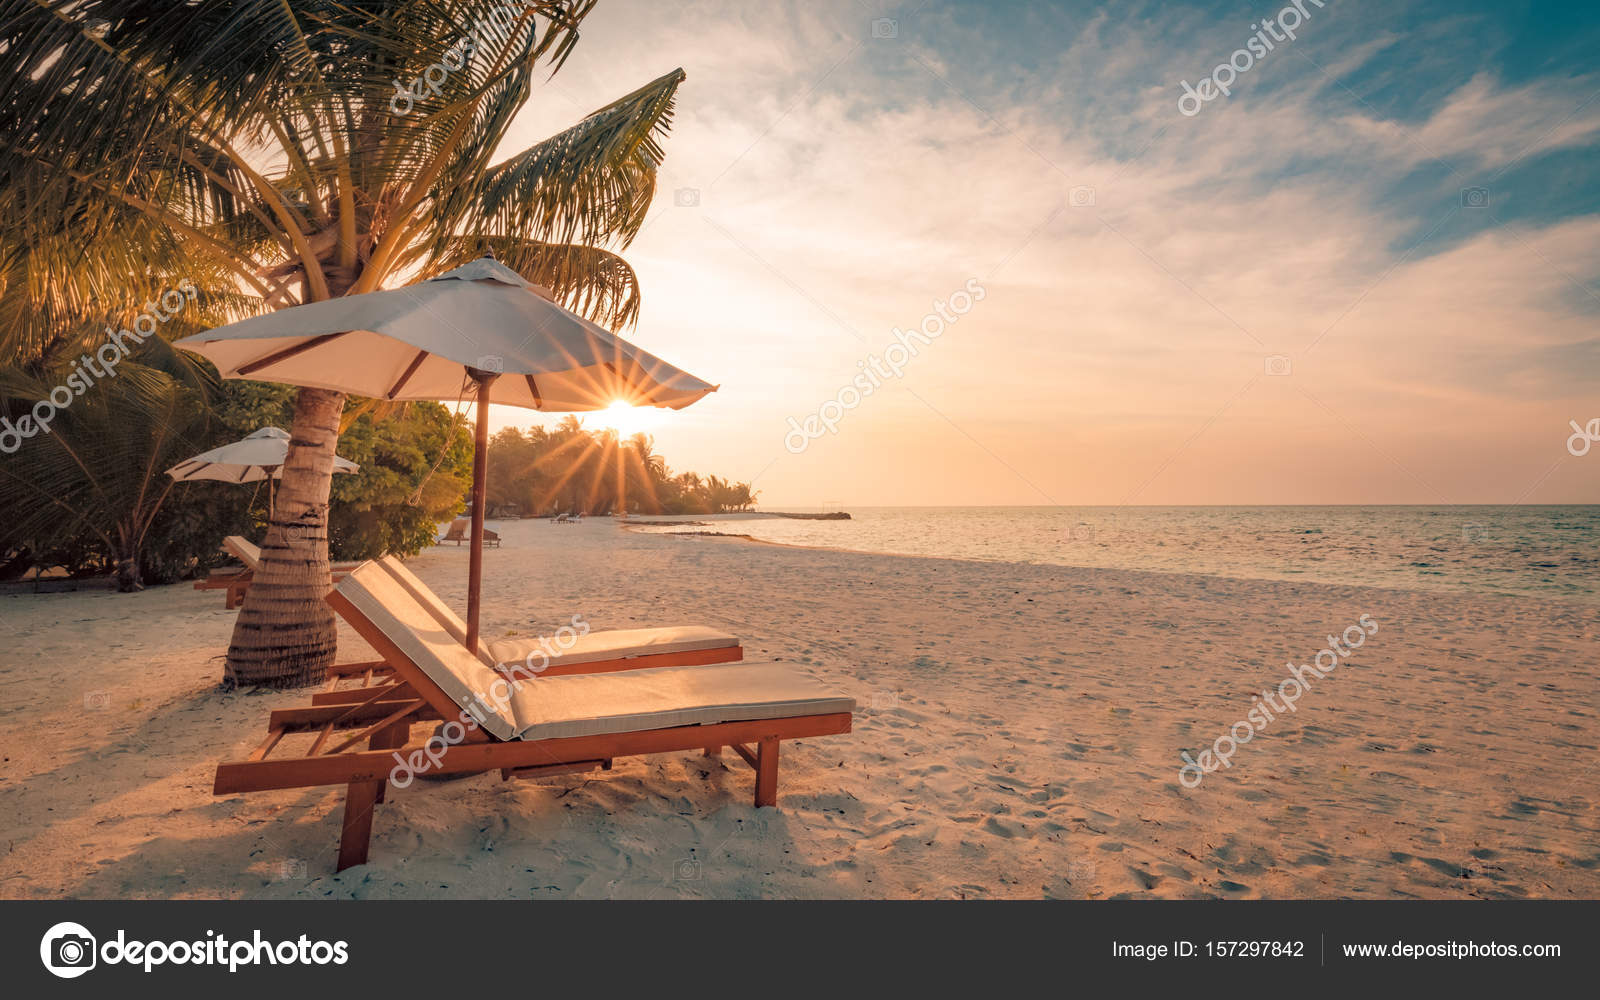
[631,506,1600,601]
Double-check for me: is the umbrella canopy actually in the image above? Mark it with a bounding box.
[177,258,716,410]
[174,257,717,653]
[166,427,359,483]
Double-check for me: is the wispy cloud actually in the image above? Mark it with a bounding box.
[491,0,1600,505]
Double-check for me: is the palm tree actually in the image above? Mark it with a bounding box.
[622,432,667,511]
[0,340,219,590]
[0,2,684,686]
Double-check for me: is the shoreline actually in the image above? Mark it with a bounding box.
[617,517,1600,609]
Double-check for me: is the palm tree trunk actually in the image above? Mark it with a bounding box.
[112,523,143,592]
[222,386,345,688]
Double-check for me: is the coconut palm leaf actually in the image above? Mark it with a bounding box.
[418,67,683,270]
[417,236,642,328]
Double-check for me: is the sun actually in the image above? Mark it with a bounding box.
[594,399,663,437]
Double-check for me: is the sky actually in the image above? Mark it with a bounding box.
[483,0,1600,506]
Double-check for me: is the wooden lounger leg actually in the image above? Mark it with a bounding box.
[337,780,381,872]
[703,746,721,759]
[370,720,408,805]
[754,738,779,807]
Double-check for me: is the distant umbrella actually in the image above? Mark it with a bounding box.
[166,426,358,518]
[175,256,716,653]
[166,426,359,483]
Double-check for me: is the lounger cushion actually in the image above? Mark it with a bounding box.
[335,564,519,740]
[485,625,738,671]
[222,536,261,570]
[380,556,741,672]
[505,661,855,741]
[226,536,361,576]
[378,555,476,653]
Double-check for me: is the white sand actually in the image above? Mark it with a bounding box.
[1,517,1596,899]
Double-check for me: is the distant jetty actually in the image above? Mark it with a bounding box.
[764,511,851,520]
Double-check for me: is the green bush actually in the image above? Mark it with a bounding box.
[0,367,471,584]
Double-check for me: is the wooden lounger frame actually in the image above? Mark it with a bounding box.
[194,567,252,609]
[213,590,849,871]
[194,564,357,609]
[438,519,500,547]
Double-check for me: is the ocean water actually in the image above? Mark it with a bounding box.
[631,506,1600,602]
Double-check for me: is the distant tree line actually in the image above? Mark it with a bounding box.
[486,417,758,516]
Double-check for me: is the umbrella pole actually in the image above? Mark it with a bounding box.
[465,370,499,655]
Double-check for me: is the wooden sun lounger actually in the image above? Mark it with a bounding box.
[195,536,358,609]
[213,563,853,871]
[366,554,741,676]
[438,518,500,546]
[307,554,743,709]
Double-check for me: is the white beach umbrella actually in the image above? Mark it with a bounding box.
[166,427,359,484]
[176,258,716,410]
[174,256,717,652]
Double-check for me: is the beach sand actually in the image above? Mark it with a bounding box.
[1,518,1596,899]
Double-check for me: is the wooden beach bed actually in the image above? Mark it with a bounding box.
[438,518,500,546]
[193,536,359,609]
[213,562,853,870]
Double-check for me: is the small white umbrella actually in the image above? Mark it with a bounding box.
[166,426,358,517]
[166,427,360,483]
[174,256,717,652]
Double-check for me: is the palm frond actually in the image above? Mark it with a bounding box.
[427,67,684,262]
[419,236,642,327]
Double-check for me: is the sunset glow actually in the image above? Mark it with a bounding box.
[491,1,1600,507]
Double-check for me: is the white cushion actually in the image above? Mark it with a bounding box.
[505,661,855,741]
[334,564,519,740]
[378,555,480,656]
[485,625,737,671]
[227,535,359,575]
[381,556,740,673]
[222,536,261,570]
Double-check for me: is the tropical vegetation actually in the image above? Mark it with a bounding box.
[0,1,688,686]
[487,418,758,516]
[0,358,474,589]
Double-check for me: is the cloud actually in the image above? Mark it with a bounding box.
[489,0,1600,504]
